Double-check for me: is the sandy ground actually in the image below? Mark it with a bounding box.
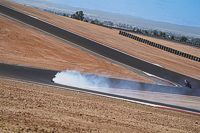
[0,78,199,133]
[0,1,200,132]
[0,15,152,83]
[0,0,199,80]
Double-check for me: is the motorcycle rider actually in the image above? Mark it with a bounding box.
[184,79,191,88]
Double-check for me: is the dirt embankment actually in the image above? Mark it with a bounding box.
[0,1,200,132]
[0,0,199,80]
[0,79,199,133]
[0,15,152,83]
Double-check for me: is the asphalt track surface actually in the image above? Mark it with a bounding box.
[0,5,200,114]
[1,63,200,114]
[0,4,200,89]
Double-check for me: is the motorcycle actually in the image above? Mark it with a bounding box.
[185,82,192,88]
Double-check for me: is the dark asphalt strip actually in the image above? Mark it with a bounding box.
[0,13,167,85]
[0,63,200,115]
[0,5,200,114]
[0,63,200,97]
[0,4,200,88]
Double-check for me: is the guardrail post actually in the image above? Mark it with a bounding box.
[181,52,185,57]
[157,44,161,49]
[182,53,186,57]
[123,31,126,36]
[187,54,191,59]
[174,50,178,55]
[166,47,169,51]
[163,46,166,50]
[131,35,134,39]
[185,54,189,58]
[197,57,200,62]
[124,32,127,36]
[156,43,159,48]
[168,48,172,52]
[160,45,163,50]
[194,56,198,61]
[127,33,129,37]
[191,55,194,60]
[170,48,174,53]
[176,50,179,55]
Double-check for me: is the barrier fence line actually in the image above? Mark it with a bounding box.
[1,4,200,88]
[119,31,200,62]
[116,28,200,48]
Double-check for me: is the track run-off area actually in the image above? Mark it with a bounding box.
[0,4,200,115]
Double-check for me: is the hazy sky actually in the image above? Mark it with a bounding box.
[9,0,200,27]
[45,0,200,27]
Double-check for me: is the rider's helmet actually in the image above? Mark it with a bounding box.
[184,79,187,83]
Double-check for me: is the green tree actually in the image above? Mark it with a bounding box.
[99,22,104,26]
[136,29,141,33]
[71,11,84,21]
[171,36,174,40]
[159,32,166,38]
[180,36,187,42]
[91,20,95,24]
[78,11,84,21]
[84,19,88,22]
[162,32,166,38]
[145,30,148,35]
[159,32,163,37]
[153,30,158,36]
[94,19,99,24]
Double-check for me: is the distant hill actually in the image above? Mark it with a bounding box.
[94,12,200,38]
[9,0,200,38]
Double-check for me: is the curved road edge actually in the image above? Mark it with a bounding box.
[0,63,200,115]
[0,4,200,88]
[1,75,200,116]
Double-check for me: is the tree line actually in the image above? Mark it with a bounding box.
[44,9,200,44]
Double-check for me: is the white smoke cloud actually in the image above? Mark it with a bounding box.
[52,70,111,88]
[51,70,200,111]
[52,70,179,95]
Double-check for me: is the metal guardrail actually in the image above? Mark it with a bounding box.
[119,31,200,62]
[103,25,200,48]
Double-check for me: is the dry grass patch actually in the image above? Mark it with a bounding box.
[0,0,199,80]
[0,79,200,132]
[0,15,152,83]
